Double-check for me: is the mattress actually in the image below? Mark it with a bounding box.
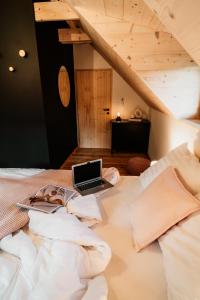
[0,169,167,300]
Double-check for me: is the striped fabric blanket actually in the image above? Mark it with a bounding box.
[0,170,73,239]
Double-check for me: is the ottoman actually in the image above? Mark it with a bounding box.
[126,156,150,176]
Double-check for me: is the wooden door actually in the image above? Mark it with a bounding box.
[76,69,112,148]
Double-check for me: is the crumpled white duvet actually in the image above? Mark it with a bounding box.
[0,209,111,300]
[158,210,200,300]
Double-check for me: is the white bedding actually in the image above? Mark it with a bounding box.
[99,175,200,300]
[159,211,200,300]
[0,168,168,300]
[8,168,200,300]
[94,176,168,300]
[0,169,111,300]
[0,211,111,300]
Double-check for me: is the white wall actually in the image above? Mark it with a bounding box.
[149,108,200,159]
[73,44,149,119]
[140,67,200,119]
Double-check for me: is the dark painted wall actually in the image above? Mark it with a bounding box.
[0,0,77,168]
[0,0,50,167]
[35,21,78,168]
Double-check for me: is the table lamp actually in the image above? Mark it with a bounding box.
[116,112,121,121]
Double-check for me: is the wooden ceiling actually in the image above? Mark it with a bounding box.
[143,0,200,67]
[36,1,200,119]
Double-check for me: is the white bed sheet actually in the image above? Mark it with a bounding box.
[0,169,167,300]
[95,176,167,300]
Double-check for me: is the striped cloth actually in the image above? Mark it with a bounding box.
[0,170,72,240]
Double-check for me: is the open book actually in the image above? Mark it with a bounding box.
[16,185,77,213]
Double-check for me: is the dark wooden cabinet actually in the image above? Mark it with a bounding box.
[0,0,77,168]
[111,120,150,153]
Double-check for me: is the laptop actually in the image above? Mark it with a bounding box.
[72,159,113,196]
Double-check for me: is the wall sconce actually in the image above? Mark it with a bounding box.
[18,49,27,58]
[116,112,121,122]
[8,66,15,72]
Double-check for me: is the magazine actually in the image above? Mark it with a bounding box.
[16,185,77,213]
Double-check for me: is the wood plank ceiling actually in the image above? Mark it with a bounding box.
[61,0,200,119]
[143,0,200,67]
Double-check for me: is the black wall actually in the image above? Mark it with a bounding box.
[0,0,77,168]
[35,21,77,168]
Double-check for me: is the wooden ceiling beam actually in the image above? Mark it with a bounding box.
[58,28,91,44]
[34,1,79,22]
[66,20,79,29]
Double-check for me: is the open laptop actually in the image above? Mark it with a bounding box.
[72,159,113,196]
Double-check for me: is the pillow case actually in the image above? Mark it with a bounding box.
[131,166,200,252]
[158,210,200,300]
[140,143,200,194]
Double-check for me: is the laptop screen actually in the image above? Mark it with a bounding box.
[73,160,101,185]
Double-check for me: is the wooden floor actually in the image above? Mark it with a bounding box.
[61,148,149,175]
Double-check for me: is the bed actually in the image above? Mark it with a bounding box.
[0,168,167,300]
[1,142,200,300]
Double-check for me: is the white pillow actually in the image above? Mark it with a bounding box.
[158,210,200,300]
[140,143,200,194]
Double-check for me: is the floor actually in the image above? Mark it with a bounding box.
[61,148,149,175]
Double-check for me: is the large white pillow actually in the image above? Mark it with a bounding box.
[140,143,200,194]
[158,210,200,300]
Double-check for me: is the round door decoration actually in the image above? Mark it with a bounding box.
[134,107,143,119]
[58,66,70,108]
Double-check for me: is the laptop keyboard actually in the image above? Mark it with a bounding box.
[78,179,104,191]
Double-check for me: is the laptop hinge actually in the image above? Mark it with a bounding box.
[76,177,102,187]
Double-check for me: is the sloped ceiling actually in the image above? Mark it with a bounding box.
[143,0,200,67]
[62,0,200,119]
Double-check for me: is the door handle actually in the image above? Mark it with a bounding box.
[103,108,110,111]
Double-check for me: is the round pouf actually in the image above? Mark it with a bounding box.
[126,156,150,176]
